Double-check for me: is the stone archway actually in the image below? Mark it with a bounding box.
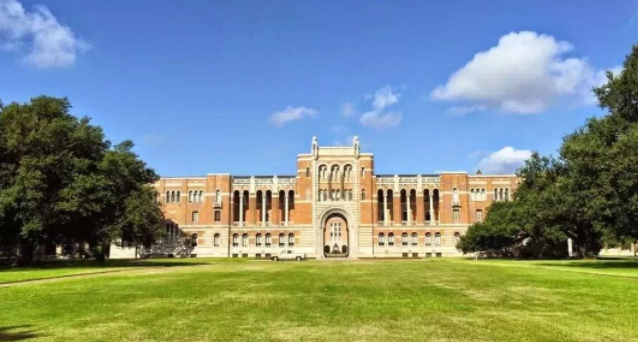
[322,212,349,258]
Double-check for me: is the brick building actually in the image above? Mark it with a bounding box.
[119,137,519,259]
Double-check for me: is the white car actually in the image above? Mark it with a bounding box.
[271,250,306,261]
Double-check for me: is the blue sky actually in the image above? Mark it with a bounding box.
[1,0,637,176]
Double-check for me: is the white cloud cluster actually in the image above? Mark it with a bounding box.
[269,106,318,126]
[0,0,89,68]
[477,146,532,174]
[431,31,619,114]
[359,85,402,128]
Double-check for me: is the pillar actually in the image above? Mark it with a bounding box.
[567,238,573,258]
[239,194,244,226]
[383,192,388,225]
[429,195,435,225]
[406,193,411,225]
[285,192,290,226]
[262,193,267,226]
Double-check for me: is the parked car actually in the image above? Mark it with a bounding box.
[272,250,306,261]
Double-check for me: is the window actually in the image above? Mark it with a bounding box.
[470,189,475,201]
[176,191,181,203]
[402,232,408,246]
[454,232,461,245]
[165,191,170,203]
[214,234,220,247]
[214,210,221,222]
[215,190,221,204]
[361,167,365,178]
[476,209,483,222]
[494,189,498,201]
[288,233,295,246]
[435,232,441,246]
[189,190,194,203]
[388,233,395,246]
[242,234,248,247]
[505,188,510,201]
[378,233,385,246]
[232,233,238,247]
[452,188,459,205]
[411,232,417,246]
[481,189,486,200]
[191,211,199,223]
[199,190,204,203]
[361,189,366,201]
[425,233,431,246]
[265,233,272,247]
[279,233,285,247]
[191,233,198,247]
[256,233,262,247]
[170,191,175,203]
[453,208,460,222]
[306,167,310,177]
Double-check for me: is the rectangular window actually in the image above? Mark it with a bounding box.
[411,234,417,246]
[192,211,199,223]
[214,211,221,222]
[435,234,441,246]
[256,235,262,247]
[453,208,460,222]
[476,209,483,222]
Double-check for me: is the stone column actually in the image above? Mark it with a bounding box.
[239,194,244,226]
[567,238,573,258]
[429,195,435,225]
[383,191,388,225]
[406,193,411,225]
[262,193,267,226]
[285,192,290,226]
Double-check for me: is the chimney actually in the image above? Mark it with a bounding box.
[476,169,483,175]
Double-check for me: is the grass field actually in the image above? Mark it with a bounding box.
[1,258,637,342]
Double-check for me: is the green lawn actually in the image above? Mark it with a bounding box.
[1,258,637,342]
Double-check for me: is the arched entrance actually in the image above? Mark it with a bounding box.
[323,213,349,257]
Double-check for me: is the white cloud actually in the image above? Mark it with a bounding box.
[269,106,318,126]
[431,31,617,114]
[446,105,486,117]
[359,85,402,128]
[341,102,356,117]
[477,146,532,174]
[0,0,89,68]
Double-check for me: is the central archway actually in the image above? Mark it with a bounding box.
[323,213,349,257]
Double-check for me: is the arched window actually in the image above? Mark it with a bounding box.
[278,233,285,247]
[425,232,432,246]
[176,191,181,203]
[189,190,194,203]
[361,189,366,201]
[402,232,408,246]
[242,233,248,247]
[256,233,262,247]
[200,190,204,203]
[378,233,385,246]
[435,232,441,246]
[411,232,418,246]
[499,188,504,201]
[170,191,176,203]
[452,188,459,205]
[214,233,220,247]
[470,189,475,201]
[265,233,272,247]
[481,189,486,200]
[319,165,327,180]
[288,233,295,246]
[454,232,461,245]
[215,190,221,204]
[306,167,310,177]
[165,191,170,203]
[361,167,365,178]
[494,189,498,201]
[388,233,395,246]
[343,165,352,180]
[232,233,239,247]
[505,188,510,201]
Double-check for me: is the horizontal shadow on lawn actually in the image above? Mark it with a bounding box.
[537,261,638,270]
[0,325,40,341]
[0,259,210,271]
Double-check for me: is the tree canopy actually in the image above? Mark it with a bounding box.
[458,45,638,258]
[0,96,164,263]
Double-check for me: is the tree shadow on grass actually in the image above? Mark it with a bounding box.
[0,258,214,272]
[536,260,638,270]
[0,326,39,341]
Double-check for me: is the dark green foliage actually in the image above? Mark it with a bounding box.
[0,96,163,263]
